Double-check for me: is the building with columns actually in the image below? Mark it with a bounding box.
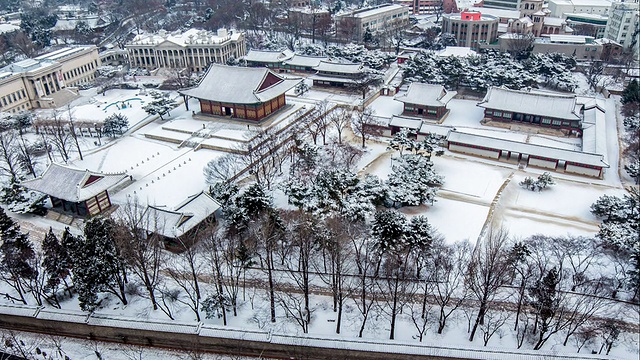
[126,28,246,73]
[0,46,100,113]
[442,10,500,48]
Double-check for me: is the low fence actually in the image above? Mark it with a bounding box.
[0,303,621,360]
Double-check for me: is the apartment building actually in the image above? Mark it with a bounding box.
[604,1,639,55]
[126,28,246,72]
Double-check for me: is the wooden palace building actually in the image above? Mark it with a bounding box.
[23,163,128,216]
[478,87,583,134]
[394,82,457,121]
[179,64,301,121]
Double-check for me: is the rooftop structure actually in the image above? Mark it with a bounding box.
[310,61,365,87]
[281,54,328,73]
[180,64,300,121]
[144,191,220,240]
[546,0,612,17]
[478,87,590,132]
[394,82,457,120]
[244,49,295,68]
[23,163,128,216]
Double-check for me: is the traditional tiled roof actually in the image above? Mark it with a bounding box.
[447,130,608,168]
[395,83,457,107]
[389,116,422,130]
[314,61,363,74]
[477,87,581,121]
[282,54,328,68]
[179,64,301,104]
[144,191,220,238]
[22,163,128,202]
[244,49,294,63]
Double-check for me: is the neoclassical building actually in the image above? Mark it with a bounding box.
[179,64,300,121]
[126,28,246,72]
[0,46,100,112]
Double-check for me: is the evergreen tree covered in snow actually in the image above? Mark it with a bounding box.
[622,79,640,106]
[1,178,46,214]
[73,217,128,311]
[41,227,71,305]
[519,172,556,192]
[386,154,443,207]
[403,50,576,92]
[372,209,407,253]
[143,91,178,120]
[0,207,36,304]
[591,188,640,299]
[102,113,129,137]
[387,128,419,156]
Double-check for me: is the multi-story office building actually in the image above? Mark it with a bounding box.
[126,28,246,72]
[336,4,410,42]
[442,10,500,48]
[0,46,100,112]
[393,0,443,14]
[605,1,639,55]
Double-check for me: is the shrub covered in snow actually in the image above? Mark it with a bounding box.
[519,172,556,192]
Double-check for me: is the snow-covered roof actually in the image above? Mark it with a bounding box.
[244,49,294,63]
[144,191,220,238]
[593,38,622,46]
[350,4,406,18]
[52,16,108,31]
[22,163,128,202]
[478,87,581,121]
[447,130,608,168]
[543,17,566,27]
[389,116,422,130]
[546,34,590,44]
[0,23,19,34]
[435,47,477,57]
[128,28,242,48]
[419,122,453,136]
[282,54,327,68]
[35,46,95,62]
[578,97,607,159]
[314,61,363,74]
[394,83,457,107]
[179,64,301,104]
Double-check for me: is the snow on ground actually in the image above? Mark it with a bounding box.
[495,173,628,239]
[441,98,486,127]
[367,95,404,118]
[457,127,528,142]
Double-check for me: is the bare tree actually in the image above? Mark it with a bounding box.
[0,130,21,181]
[466,226,513,342]
[67,105,83,161]
[328,107,352,144]
[115,198,164,312]
[430,239,471,334]
[351,230,379,337]
[353,107,383,149]
[39,111,72,162]
[479,307,510,346]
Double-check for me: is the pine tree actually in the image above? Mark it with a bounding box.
[143,91,178,120]
[0,207,36,304]
[529,267,561,350]
[622,79,640,106]
[102,113,129,137]
[41,228,71,307]
[372,209,407,254]
[74,217,128,311]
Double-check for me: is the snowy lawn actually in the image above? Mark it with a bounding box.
[441,98,485,128]
[367,95,404,119]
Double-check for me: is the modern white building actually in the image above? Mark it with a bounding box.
[126,28,246,72]
[604,1,639,55]
[546,0,613,17]
[0,46,100,112]
[336,4,410,41]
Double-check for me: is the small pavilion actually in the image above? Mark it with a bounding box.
[394,83,457,121]
[22,163,128,216]
[179,64,300,121]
